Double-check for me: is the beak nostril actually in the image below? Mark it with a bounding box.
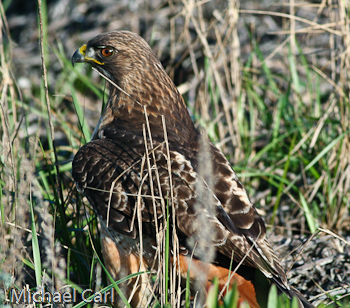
[79,44,87,55]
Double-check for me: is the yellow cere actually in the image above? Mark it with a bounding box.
[79,44,87,56]
[79,44,105,65]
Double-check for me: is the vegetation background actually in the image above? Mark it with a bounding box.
[1,0,349,307]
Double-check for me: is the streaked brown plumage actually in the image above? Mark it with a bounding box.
[71,31,313,308]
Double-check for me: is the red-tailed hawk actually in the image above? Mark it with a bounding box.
[71,31,313,308]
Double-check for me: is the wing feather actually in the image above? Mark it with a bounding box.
[73,134,287,288]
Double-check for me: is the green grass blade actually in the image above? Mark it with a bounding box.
[270,132,297,226]
[71,272,148,308]
[206,277,219,308]
[30,201,42,287]
[304,131,349,173]
[299,191,317,233]
[267,284,278,308]
[250,129,297,164]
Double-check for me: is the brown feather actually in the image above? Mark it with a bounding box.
[71,30,314,308]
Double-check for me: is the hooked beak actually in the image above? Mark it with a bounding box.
[71,44,105,67]
[71,44,87,67]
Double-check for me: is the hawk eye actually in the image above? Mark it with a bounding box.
[100,47,115,58]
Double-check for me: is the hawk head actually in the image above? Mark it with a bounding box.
[71,30,195,144]
[71,31,160,86]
